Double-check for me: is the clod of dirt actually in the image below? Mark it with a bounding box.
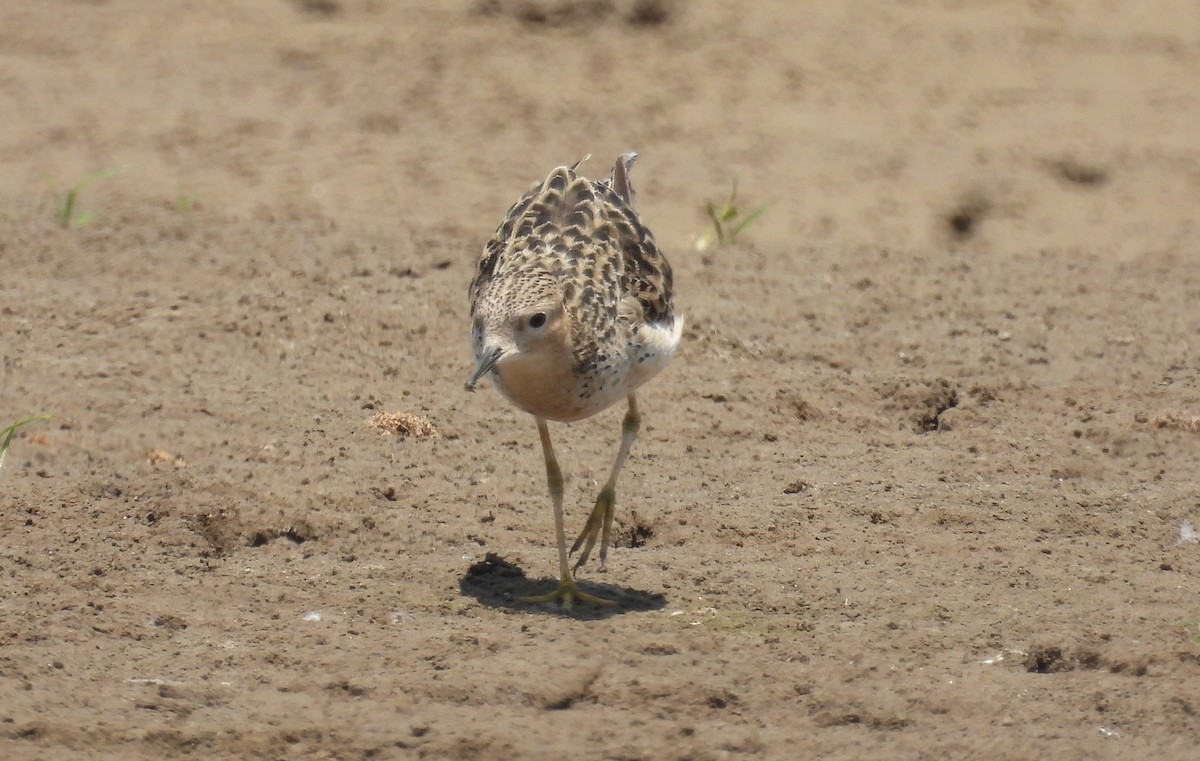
[368,410,439,439]
[473,0,612,25]
[783,480,810,495]
[187,511,317,554]
[186,509,246,557]
[1025,646,1070,673]
[249,523,316,548]
[151,615,188,631]
[291,0,341,16]
[372,485,399,502]
[1025,646,1106,674]
[473,0,672,27]
[1048,156,1108,187]
[945,194,991,240]
[464,552,529,584]
[325,680,368,697]
[705,690,738,710]
[878,377,959,432]
[615,510,654,548]
[627,0,674,25]
[916,384,957,432]
[775,390,823,423]
[640,643,678,655]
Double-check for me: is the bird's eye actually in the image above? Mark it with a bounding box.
[528,313,547,329]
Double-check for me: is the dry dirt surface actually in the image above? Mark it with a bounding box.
[3,2,1199,759]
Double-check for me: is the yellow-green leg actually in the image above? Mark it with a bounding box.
[571,394,640,571]
[519,417,615,609]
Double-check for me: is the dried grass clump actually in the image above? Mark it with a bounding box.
[148,449,187,467]
[368,411,439,439]
[1148,414,1200,434]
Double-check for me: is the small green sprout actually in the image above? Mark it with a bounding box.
[0,415,50,474]
[695,178,773,251]
[53,167,121,228]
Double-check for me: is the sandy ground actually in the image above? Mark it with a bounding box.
[2,1,1199,759]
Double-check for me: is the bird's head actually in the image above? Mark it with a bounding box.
[466,274,569,392]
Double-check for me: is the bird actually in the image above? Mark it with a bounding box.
[465,152,681,608]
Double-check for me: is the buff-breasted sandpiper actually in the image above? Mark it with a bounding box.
[465,152,681,608]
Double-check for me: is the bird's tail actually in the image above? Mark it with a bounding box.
[604,151,639,210]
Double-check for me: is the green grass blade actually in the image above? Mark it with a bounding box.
[0,414,51,473]
[729,202,774,241]
[705,202,727,245]
[56,188,77,228]
[53,166,125,228]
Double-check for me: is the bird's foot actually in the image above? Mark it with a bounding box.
[520,573,616,610]
[570,486,615,572]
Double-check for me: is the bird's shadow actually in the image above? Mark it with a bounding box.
[459,553,667,619]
